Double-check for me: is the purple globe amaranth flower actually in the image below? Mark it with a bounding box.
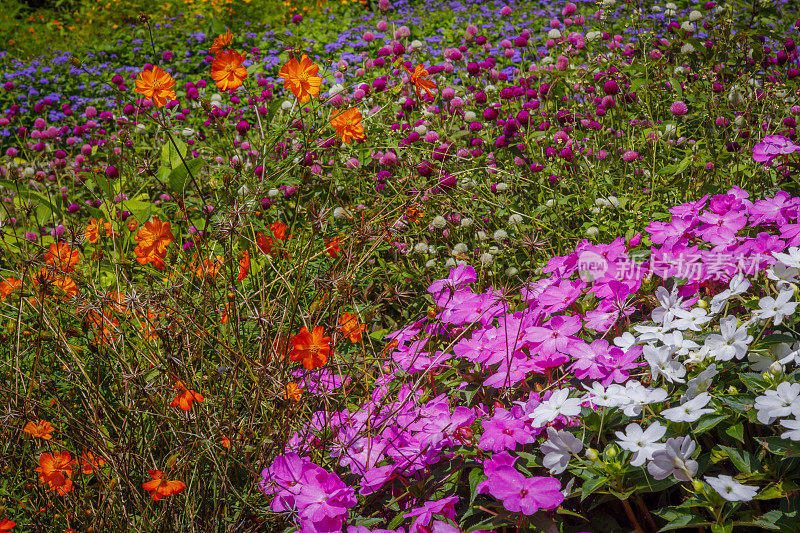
[670,101,689,116]
[752,135,800,163]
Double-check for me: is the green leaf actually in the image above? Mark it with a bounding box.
[719,445,760,474]
[694,414,728,435]
[761,436,800,457]
[711,524,733,533]
[724,422,745,444]
[161,138,188,170]
[756,481,798,500]
[468,467,484,506]
[167,158,204,194]
[655,508,708,531]
[580,476,608,501]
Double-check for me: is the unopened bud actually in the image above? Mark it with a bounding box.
[769,361,784,376]
[585,448,599,461]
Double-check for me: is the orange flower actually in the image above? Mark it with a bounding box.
[84,218,101,243]
[237,250,250,281]
[33,268,78,300]
[338,312,367,343]
[23,420,54,440]
[404,64,437,100]
[0,277,21,301]
[256,222,290,256]
[134,217,174,270]
[285,382,303,401]
[134,65,176,108]
[45,242,80,273]
[79,451,106,475]
[210,50,247,91]
[219,436,230,449]
[278,54,322,104]
[0,517,15,531]
[190,254,224,278]
[256,233,273,255]
[325,237,342,258]
[170,381,204,411]
[269,221,290,241]
[142,470,186,501]
[406,206,424,224]
[35,451,75,495]
[289,326,331,370]
[208,29,233,54]
[139,309,160,343]
[330,108,365,144]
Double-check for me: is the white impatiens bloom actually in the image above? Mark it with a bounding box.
[660,330,699,356]
[753,289,798,326]
[780,418,800,441]
[704,315,753,361]
[541,427,584,474]
[685,365,718,400]
[583,382,625,409]
[644,344,686,384]
[652,285,685,324]
[705,475,759,502]
[661,392,714,423]
[529,389,583,427]
[613,381,669,417]
[766,263,800,287]
[773,247,800,268]
[709,273,751,314]
[754,382,800,424]
[647,437,698,481]
[669,307,712,332]
[613,332,637,352]
[775,342,800,366]
[615,422,667,467]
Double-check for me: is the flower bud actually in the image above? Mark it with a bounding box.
[769,361,783,376]
[585,448,599,461]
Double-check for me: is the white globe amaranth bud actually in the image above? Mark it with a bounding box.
[488,245,500,255]
[281,100,293,110]
[689,9,702,21]
[505,266,518,276]
[431,215,447,229]
[452,243,469,254]
[476,230,488,240]
[493,229,508,241]
[268,188,280,197]
[460,217,473,228]
[494,182,509,192]
[425,259,436,268]
[464,110,476,122]
[545,199,555,207]
[607,196,620,207]
[547,29,562,40]
[508,213,523,225]
[444,258,456,267]
[414,242,429,254]
[586,226,599,237]
[480,253,493,265]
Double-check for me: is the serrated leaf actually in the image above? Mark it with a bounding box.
[468,467,484,506]
[725,422,745,444]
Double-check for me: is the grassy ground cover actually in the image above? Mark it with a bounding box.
[1,0,800,531]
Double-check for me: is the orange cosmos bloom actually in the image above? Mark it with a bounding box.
[45,242,80,273]
[330,108,365,144]
[134,217,174,270]
[142,470,186,501]
[190,254,224,279]
[0,277,21,301]
[404,64,437,100]
[33,269,78,300]
[85,218,102,243]
[325,237,342,258]
[0,518,15,531]
[219,436,230,449]
[238,250,250,281]
[170,381,204,411]
[256,232,274,255]
[23,420,54,440]
[35,451,76,495]
[79,451,106,475]
[289,326,331,370]
[210,50,247,91]
[285,382,303,402]
[208,29,233,54]
[278,54,322,104]
[269,221,290,241]
[134,65,176,108]
[338,312,367,343]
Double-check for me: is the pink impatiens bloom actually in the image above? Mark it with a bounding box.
[752,135,800,163]
[484,466,564,515]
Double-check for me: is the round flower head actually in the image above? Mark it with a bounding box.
[278,54,322,104]
[210,50,247,91]
[134,66,176,108]
[670,101,689,116]
[752,135,800,163]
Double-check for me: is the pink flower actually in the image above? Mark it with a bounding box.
[484,466,564,515]
[670,101,688,116]
[752,135,800,163]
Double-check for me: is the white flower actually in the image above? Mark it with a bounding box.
[431,215,447,229]
[780,418,800,441]
[476,231,488,240]
[504,266,518,277]
[753,289,798,326]
[333,207,351,220]
[464,111,476,122]
[541,427,583,474]
[181,127,195,137]
[280,100,293,110]
[615,381,669,417]
[452,243,469,255]
[529,389,583,427]
[444,258,456,268]
[705,475,758,502]
[480,253,493,266]
[460,217,473,228]
[661,330,699,356]
[688,9,702,21]
[586,226,599,237]
[414,242,429,254]
[508,214,523,225]
[661,393,714,423]
[493,229,508,241]
[680,42,696,54]
[754,382,800,424]
[775,342,800,366]
[547,29,562,40]
[709,273,750,314]
[268,188,280,197]
[425,259,436,268]
[647,437,698,481]
[766,263,800,287]
[680,22,696,34]
[615,422,667,467]
[685,365,718,400]
[652,285,684,324]
[704,315,753,361]
[773,247,800,268]
[607,196,620,207]
[613,332,637,352]
[669,308,712,331]
[583,382,623,408]
[644,344,686,383]
[134,123,147,134]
